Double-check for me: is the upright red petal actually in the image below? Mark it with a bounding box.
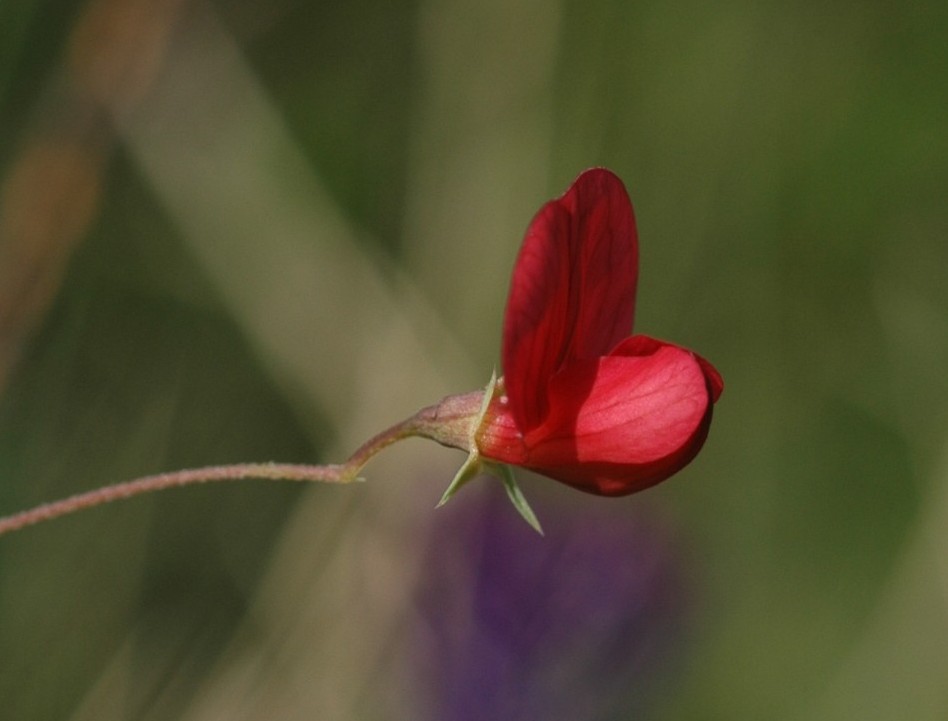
[502,169,638,432]
[557,169,639,360]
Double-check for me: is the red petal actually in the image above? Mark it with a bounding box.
[617,335,724,402]
[502,169,638,432]
[518,337,717,495]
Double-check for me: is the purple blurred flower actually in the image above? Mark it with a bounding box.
[411,486,687,721]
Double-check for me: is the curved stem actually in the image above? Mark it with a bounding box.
[0,463,345,537]
[0,411,431,538]
[336,414,427,481]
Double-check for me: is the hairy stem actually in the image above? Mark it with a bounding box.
[337,414,427,480]
[0,387,490,538]
[0,412,431,538]
[0,463,346,537]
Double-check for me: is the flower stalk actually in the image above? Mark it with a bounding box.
[0,416,424,537]
[0,463,345,537]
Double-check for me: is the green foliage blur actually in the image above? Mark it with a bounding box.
[1,0,947,718]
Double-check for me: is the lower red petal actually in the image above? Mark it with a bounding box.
[523,338,718,495]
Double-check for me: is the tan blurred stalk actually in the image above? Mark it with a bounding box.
[0,0,186,390]
[0,137,104,387]
[5,0,556,716]
[403,0,559,351]
[66,0,558,717]
[62,1,512,718]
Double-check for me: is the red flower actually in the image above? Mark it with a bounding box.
[470,168,723,496]
[0,168,723,540]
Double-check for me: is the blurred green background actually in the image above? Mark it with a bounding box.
[2,0,947,718]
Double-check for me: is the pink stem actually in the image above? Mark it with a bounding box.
[0,411,432,537]
[0,463,346,536]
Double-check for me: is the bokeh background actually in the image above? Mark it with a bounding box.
[2,0,947,718]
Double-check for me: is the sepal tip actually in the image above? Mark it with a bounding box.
[494,463,543,535]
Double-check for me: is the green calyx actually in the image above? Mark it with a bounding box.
[436,371,543,535]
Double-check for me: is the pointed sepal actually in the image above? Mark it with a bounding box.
[437,448,482,507]
[436,369,501,507]
[493,463,543,535]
